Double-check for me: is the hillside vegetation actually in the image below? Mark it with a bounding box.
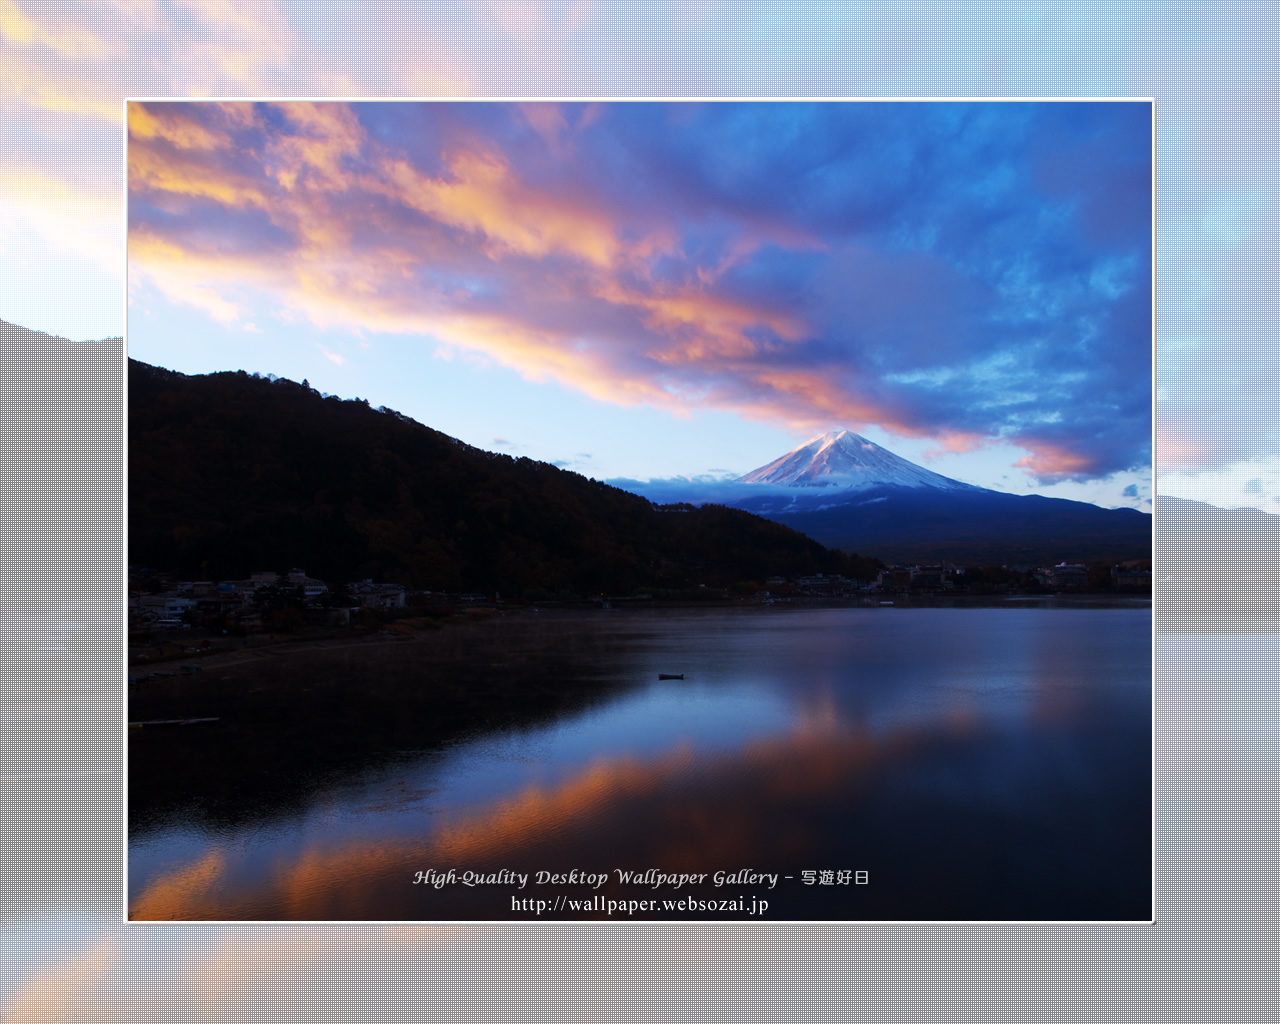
[129,359,878,595]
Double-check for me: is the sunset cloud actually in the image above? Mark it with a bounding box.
[375,149,622,267]
[127,101,1153,485]
[1013,444,1105,483]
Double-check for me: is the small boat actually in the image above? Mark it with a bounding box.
[879,601,895,606]
[657,673,684,680]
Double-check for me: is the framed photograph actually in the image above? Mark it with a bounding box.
[125,100,1153,923]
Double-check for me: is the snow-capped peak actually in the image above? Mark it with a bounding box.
[736,429,973,491]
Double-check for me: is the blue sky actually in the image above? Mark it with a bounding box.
[125,100,1153,507]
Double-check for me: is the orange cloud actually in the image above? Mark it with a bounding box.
[125,127,1004,454]
[124,102,1148,476]
[265,102,365,193]
[375,149,621,268]
[738,368,897,433]
[1013,442,1098,481]
[128,103,221,150]
[518,102,571,155]
[129,142,269,210]
[404,309,674,408]
[126,103,877,435]
[128,226,289,325]
[596,280,809,364]
[0,1,119,61]
[923,430,992,458]
[1155,426,1215,473]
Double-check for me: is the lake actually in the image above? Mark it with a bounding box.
[127,602,1152,922]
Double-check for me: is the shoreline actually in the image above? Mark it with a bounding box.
[128,592,1152,677]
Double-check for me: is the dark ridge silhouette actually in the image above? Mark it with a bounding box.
[1156,494,1280,629]
[727,483,1152,567]
[128,358,879,594]
[2,319,122,637]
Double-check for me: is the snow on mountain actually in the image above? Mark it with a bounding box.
[736,430,976,491]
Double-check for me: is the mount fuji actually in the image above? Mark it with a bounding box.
[713,430,1151,566]
[736,430,976,491]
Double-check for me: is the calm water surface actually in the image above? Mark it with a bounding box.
[128,604,1151,921]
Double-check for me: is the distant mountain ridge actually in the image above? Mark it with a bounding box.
[1154,493,1280,572]
[1155,494,1280,628]
[719,429,1151,566]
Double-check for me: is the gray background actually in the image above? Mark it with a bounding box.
[2,3,1275,1019]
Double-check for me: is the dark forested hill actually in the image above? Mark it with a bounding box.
[1156,494,1280,628]
[128,359,875,594]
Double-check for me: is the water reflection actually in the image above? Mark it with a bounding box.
[129,605,1151,922]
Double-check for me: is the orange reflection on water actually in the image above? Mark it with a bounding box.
[129,849,227,921]
[428,742,699,862]
[130,706,995,920]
